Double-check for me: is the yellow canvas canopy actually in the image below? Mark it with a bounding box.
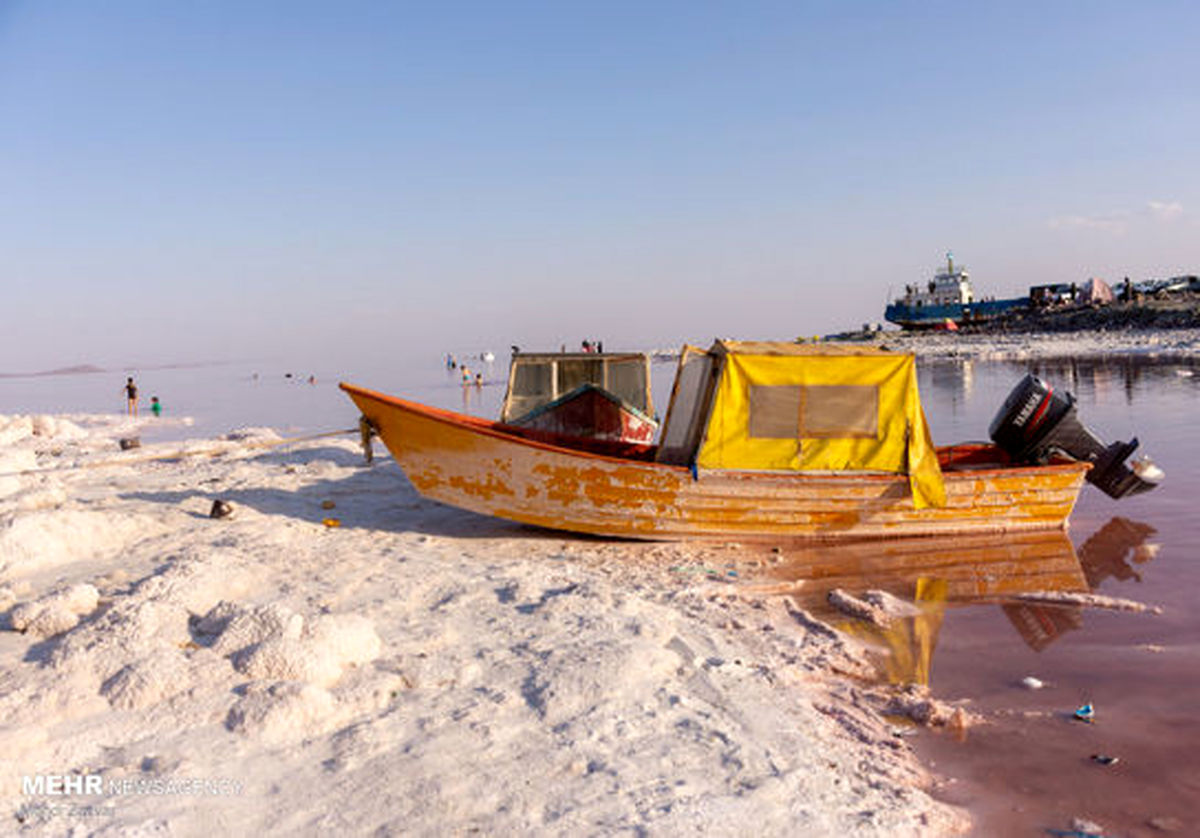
[692,341,946,508]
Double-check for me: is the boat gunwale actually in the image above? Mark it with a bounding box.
[340,381,1092,484]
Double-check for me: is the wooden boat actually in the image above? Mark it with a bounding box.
[341,341,1092,541]
[500,351,657,444]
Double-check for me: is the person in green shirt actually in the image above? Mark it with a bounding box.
[150,396,162,417]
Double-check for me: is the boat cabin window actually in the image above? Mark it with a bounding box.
[556,359,605,398]
[501,353,653,424]
[748,384,879,439]
[606,361,651,409]
[507,363,554,420]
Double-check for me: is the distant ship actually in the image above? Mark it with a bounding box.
[885,253,1027,330]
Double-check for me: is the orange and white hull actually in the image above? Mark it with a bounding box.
[341,383,1090,541]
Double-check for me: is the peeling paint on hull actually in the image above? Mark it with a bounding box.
[341,383,1090,541]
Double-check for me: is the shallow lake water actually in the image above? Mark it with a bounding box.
[2,351,1197,835]
[908,357,1199,837]
[0,353,515,443]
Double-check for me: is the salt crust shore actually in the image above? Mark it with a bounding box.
[878,326,1200,360]
[0,413,971,836]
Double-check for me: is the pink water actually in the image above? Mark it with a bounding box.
[911,358,1200,837]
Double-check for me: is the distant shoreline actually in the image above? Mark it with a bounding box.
[876,327,1200,361]
[0,360,241,380]
[860,297,1200,361]
[0,364,105,380]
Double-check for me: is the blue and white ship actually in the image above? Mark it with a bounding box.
[885,253,1027,329]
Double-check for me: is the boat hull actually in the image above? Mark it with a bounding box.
[885,297,1027,329]
[341,383,1089,541]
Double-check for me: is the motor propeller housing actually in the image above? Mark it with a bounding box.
[989,374,1163,499]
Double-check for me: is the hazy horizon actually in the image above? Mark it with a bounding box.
[3,2,1198,372]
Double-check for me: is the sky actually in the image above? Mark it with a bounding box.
[2,1,1198,371]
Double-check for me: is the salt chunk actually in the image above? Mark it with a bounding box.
[101,652,190,709]
[235,637,343,686]
[0,416,34,446]
[233,613,381,686]
[210,603,303,656]
[304,613,381,667]
[226,681,336,743]
[10,584,99,638]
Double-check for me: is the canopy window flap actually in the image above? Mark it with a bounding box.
[748,385,801,439]
[655,346,718,465]
[748,385,879,440]
[801,385,879,438]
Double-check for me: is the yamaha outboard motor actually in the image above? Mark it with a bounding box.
[989,374,1163,499]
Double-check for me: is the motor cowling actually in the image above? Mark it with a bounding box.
[989,374,1163,499]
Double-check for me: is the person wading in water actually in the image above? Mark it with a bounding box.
[123,377,139,416]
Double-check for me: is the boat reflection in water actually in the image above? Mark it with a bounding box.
[1002,516,1158,652]
[750,518,1158,685]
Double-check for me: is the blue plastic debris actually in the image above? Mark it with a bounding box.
[1073,703,1095,723]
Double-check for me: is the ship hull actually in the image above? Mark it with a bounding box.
[885,297,1027,330]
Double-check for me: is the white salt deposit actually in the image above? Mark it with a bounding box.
[0,450,36,499]
[9,583,99,638]
[100,649,192,710]
[226,681,338,744]
[208,602,304,657]
[0,411,975,835]
[0,508,169,576]
[222,427,283,442]
[882,327,1200,361]
[230,611,380,687]
[0,415,35,447]
[31,415,87,440]
[302,612,382,669]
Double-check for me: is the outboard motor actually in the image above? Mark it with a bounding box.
[989,374,1163,499]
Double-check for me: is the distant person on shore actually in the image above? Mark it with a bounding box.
[123,377,138,416]
[474,372,483,387]
[150,396,162,417]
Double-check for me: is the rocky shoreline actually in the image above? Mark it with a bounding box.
[829,298,1200,361]
[965,297,1200,334]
